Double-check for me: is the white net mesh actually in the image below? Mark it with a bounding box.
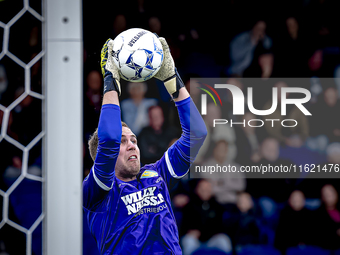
[0,0,44,254]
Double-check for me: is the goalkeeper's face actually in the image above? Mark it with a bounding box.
[115,127,141,179]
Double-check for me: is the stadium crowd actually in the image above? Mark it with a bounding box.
[1,0,340,254]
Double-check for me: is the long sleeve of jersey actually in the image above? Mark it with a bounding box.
[94,104,122,188]
[155,97,207,185]
[83,104,121,209]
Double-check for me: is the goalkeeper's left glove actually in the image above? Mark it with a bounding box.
[154,37,184,99]
[100,39,121,95]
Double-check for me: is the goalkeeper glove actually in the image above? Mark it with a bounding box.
[100,39,121,95]
[154,37,184,99]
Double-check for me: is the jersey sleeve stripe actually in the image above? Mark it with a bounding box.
[92,167,112,191]
[165,150,188,179]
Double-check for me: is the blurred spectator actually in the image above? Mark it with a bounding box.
[0,154,41,254]
[202,139,246,207]
[83,70,103,136]
[181,179,232,255]
[121,82,157,136]
[171,182,191,236]
[306,48,340,78]
[138,105,180,164]
[11,88,41,165]
[275,17,309,77]
[85,71,102,110]
[243,53,275,79]
[308,49,324,73]
[303,0,340,78]
[225,192,261,251]
[313,184,340,250]
[295,143,340,199]
[112,14,127,38]
[286,17,299,41]
[234,112,262,165]
[0,111,19,189]
[195,102,236,165]
[228,20,272,76]
[246,137,293,202]
[326,142,340,165]
[82,75,103,172]
[0,111,18,142]
[308,86,340,145]
[263,81,309,145]
[258,53,274,79]
[148,16,162,35]
[7,16,41,65]
[4,156,41,180]
[2,156,22,187]
[0,58,25,107]
[274,190,312,253]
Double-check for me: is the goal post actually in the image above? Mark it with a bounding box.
[45,0,83,253]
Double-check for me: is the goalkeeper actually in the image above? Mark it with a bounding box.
[83,37,207,254]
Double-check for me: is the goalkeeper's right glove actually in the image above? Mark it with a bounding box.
[100,39,121,95]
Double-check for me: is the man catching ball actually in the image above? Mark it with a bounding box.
[83,36,207,254]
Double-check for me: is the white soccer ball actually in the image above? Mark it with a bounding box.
[112,28,164,82]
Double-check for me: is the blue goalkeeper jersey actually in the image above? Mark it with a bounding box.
[83,97,207,255]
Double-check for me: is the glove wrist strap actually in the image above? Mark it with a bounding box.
[103,74,121,96]
[163,68,184,99]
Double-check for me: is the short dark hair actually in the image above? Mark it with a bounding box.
[148,105,163,118]
[88,121,129,162]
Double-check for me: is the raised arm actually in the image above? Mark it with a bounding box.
[93,91,120,190]
[83,39,122,209]
[167,89,207,177]
[151,38,207,186]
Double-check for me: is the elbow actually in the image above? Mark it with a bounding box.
[200,125,208,140]
[192,123,207,141]
[98,128,122,148]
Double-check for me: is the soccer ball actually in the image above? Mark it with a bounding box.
[112,28,164,82]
